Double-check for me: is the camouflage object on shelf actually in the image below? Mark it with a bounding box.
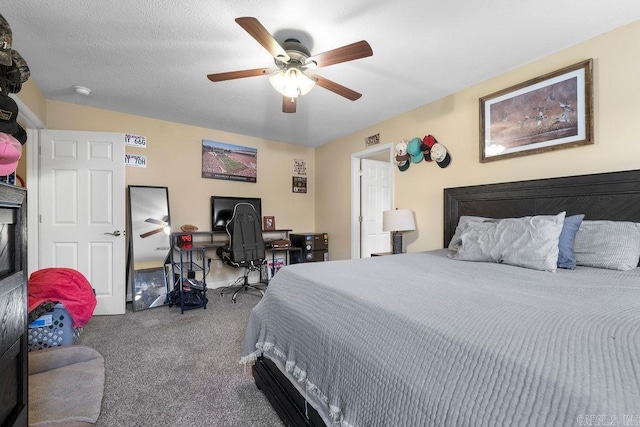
[0,14,12,67]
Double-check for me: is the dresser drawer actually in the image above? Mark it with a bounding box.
[0,272,26,357]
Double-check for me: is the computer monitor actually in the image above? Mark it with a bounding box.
[211,196,262,232]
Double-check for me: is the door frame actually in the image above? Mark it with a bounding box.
[11,95,46,275]
[350,142,394,259]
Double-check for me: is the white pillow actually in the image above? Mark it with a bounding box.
[573,220,640,270]
[450,212,566,272]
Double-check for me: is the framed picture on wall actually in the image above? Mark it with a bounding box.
[263,216,276,231]
[201,139,258,182]
[293,176,307,193]
[479,59,593,162]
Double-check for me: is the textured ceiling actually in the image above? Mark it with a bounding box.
[3,2,640,147]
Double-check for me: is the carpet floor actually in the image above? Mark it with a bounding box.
[77,288,284,427]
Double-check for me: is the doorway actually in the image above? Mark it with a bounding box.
[350,142,394,259]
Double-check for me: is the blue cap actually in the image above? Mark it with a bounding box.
[406,137,422,156]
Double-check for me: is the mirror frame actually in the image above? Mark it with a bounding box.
[127,185,171,311]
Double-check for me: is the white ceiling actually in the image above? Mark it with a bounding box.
[3,2,640,147]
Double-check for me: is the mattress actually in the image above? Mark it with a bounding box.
[241,249,640,426]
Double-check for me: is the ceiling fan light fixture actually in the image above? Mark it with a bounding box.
[269,66,316,98]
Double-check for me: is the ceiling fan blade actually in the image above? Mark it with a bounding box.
[307,40,372,68]
[207,68,272,82]
[140,228,163,238]
[235,17,290,63]
[145,218,165,226]
[282,96,297,113]
[314,75,362,101]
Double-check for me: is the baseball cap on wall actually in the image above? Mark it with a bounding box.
[431,143,452,168]
[422,135,437,162]
[0,95,19,135]
[0,14,12,67]
[0,132,22,176]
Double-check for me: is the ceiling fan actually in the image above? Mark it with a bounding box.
[139,216,169,238]
[207,17,373,113]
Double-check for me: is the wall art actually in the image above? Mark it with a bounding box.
[202,139,258,182]
[479,59,593,162]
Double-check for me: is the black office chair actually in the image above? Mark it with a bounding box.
[216,203,267,303]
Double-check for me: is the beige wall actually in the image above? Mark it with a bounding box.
[15,19,640,264]
[44,100,315,236]
[17,78,47,123]
[317,20,640,260]
[21,99,315,286]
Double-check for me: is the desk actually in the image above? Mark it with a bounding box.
[265,246,301,280]
[172,229,292,244]
[170,230,296,284]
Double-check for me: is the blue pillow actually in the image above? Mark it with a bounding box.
[557,214,585,269]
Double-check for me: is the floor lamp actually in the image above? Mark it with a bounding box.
[382,209,416,254]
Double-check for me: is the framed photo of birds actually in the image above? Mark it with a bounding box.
[479,59,593,162]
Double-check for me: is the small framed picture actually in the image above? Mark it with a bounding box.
[263,216,276,231]
[293,176,307,193]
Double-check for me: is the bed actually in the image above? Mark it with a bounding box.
[241,169,640,426]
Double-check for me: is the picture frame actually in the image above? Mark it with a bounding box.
[263,216,276,231]
[292,176,307,193]
[202,139,258,183]
[479,59,593,162]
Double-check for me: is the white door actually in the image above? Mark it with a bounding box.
[360,159,392,257]
[39,130,126,315]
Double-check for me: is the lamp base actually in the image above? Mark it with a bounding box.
[392,232,403,254]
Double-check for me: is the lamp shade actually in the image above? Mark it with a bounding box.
[382,209,416,232]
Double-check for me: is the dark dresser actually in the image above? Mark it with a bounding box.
[0,183,28,427]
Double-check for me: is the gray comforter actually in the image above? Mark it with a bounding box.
[241,250,640,426]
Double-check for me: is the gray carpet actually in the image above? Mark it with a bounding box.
[77,288,284,427]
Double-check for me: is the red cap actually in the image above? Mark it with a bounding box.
[422,135,437,148]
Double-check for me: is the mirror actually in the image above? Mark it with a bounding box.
[127,186,171,311]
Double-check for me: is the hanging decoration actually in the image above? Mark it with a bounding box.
[394,134,452,172]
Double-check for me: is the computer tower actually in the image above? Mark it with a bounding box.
[290,233,329,263]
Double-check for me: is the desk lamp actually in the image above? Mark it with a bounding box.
[382,209,416,254]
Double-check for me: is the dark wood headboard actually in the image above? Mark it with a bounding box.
[443,169,640,247]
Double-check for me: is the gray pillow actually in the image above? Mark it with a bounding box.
[447,216,489,251]
[573,220,640,270]
[450,212,566,272]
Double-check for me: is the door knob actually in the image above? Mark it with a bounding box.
[104,230,122,237]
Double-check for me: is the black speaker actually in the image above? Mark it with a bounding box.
[290,233,328,263]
